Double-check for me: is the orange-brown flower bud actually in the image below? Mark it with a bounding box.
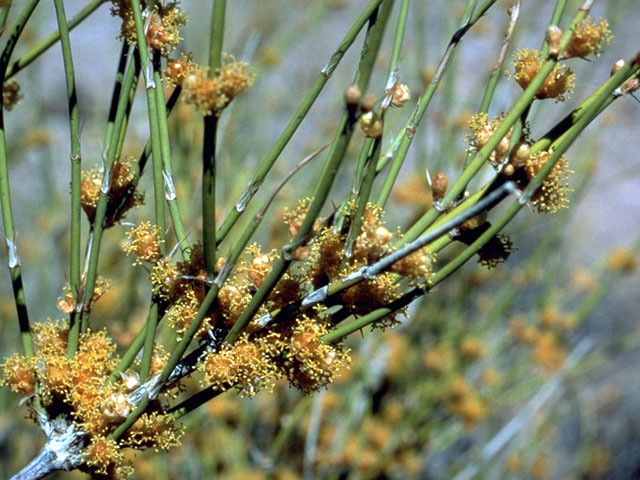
[431,172,449,202]
[360,93,377,113]
[344,84,361,106]
[359,111,383,138]
[390,83,411,107]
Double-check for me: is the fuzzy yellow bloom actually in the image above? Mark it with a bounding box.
[513,48,574,101]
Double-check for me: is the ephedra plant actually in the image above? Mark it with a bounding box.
[0,0,638,478]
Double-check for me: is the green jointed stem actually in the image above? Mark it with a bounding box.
[5,0,104,79]
[388,0,409,75]
[337,134,376,233]
[130,0,168,384]
[102,42,130,171]
[540,0,568,57]
[208,0,226,74]
[0,0,42,360]
[224,0,394,346]
[480,2,520,114]
[215,0,385,245]
[80,50,141,334]
[154,143,325,381]
[202,1,226,279]
[462,1,520,170]
[139,303,160,383]
[110,396,151,441]
[376,0,497,207]
[110,86,183,223]
[532,66,638,155]
[53,0,82,357]
[153,66,189,259]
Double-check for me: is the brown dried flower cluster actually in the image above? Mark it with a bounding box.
[466,113,523,167]
[81,158,144,227]
[2,79,22,110]
[110,1,187,56]
[182,55,255,116]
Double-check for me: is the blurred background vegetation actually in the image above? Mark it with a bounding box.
[1,0,639,478]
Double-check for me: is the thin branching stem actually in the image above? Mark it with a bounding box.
[461,0,521,171]
[53,0,82,357]
[5,0,104,79]
[376,0,496,207]
[388,0,409,77]
[323,56,636,340]
[224,0,394,345]
[215,0,386,245]
[152,58,189,258]
[79,51,141,334]
[0,0,41,359]
[129,0,168,382]
[344,136,382,260]
[202,0,226,279]
[400,0,596,246]
[111,1,394,442]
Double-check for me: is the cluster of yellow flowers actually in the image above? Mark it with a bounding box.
[467,111,573,214]
[0,322,183,478]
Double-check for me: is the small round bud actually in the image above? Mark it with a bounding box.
[147,23,169,51]
[2,80,21,111]
[431,172,449,201]
[360,93,377,113]
[56,285,76,314]
[248,253,271,287]
[460,211,487,231]
[359,111,383,138]
[546,25,563,56]
[503,163,515,176]
[344,85,361,106]
[495,136,511,157]
[390,83,411,108]
[101,393,132,423]
[374,226,392,244]
[611,59,625,76]
[166,53,195,86]
[622,78,640,94]
[509,142,531,168]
